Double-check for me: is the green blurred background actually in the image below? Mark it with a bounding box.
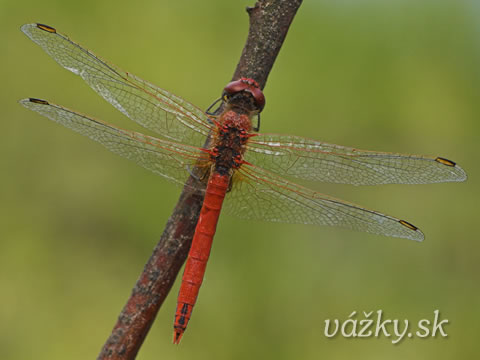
[1,0,478,359]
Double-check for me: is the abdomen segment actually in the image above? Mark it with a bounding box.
[173,172,230,344]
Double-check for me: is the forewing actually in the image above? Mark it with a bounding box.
[224,163,424,241]
[246,133,467,185]
[21,23,212,147]
[20,98,209,188]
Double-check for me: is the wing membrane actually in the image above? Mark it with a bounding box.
[21,23,212,147]
[246,133,467,185]
[20,98,209,188]
[224,163,425,241]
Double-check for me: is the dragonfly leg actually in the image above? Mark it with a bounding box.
[186,164,211,183]
[205,97,223,116]
[252,113,261,132]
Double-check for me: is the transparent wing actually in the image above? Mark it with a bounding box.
[21,23,212,147]
[224,163,425,241]
[245,133,467,185]
[20,98,210,188]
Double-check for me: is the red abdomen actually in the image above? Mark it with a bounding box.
[173,172,230,344]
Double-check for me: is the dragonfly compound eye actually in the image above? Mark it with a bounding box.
[223,77,265,112]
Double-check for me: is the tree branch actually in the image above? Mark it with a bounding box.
[233,0,303,89]
[97,1,302,358]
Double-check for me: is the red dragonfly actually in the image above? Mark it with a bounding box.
[20,23,466,344]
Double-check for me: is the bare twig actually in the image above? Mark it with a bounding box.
[97,1,302,358]
[233,0,303,89]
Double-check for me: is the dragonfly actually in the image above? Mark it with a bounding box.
[20,23,467,344]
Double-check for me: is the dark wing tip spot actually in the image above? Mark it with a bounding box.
[435,157,456,167]
[399,219,418,231]
[36,23,56,33]
[399,220,424,242]
[28,98,49,105]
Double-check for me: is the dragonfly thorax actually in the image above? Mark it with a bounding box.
[210,110,251,174]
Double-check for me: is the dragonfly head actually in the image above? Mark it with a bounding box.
[223,78,265,112]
